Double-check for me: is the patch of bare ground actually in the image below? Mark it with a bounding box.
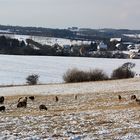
[0,79,140,139]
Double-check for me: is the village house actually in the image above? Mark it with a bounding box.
[129,49,140,59]
[97,42,108,51]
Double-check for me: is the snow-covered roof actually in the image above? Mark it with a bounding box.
[116,43,121,47]
[127,44,134,49]
[123,42,133,45]
[110,38,122,42]
[129,49,139,53]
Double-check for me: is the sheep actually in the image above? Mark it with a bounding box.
[39,104,48,111]
[18,97,27,102]
[0,106,5,112]
[74,95,77,100]
[0,96,4,104]
[17,101,27,108]
[17,97,27,108]
[29,96,35,101]
[118,95,122,101]
[55,96,59,102]
[131,95,136,100]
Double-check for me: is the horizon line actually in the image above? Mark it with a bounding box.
[0,24,140,31]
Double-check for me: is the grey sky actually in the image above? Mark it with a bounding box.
[0,0,140,29]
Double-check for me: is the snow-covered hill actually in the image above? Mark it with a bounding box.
[0,33,91,46]
[0,55,140,85]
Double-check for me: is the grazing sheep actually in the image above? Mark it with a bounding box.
[131,95,136,100]
[39,104,48,111]
[118,95,122,101]
[17,101,27,108]
[74,95,77,100]
[17,97,27,108]
[29,96,35,101]
[0,96,4,104]
[55,96,59,102]
[18,97,27,102]
[0,106,5,112]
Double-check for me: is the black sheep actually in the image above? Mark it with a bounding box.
[118,95,122,101]
[131,95,136,100]
[17,97,27,108]
[29,96,35,101]
[55,96,59,102]
[0,106,5,112]
[0,96,4,104]
[17,101,27,108]
[74,95,77,100]
[39,104,48,111]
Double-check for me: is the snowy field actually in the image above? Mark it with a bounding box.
[0,55,140,85]
[0,33,91,46]
[123,34,140,38]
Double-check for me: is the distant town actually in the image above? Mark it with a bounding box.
[0,25,140,59]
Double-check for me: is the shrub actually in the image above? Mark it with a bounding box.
[121,62,135,70]
[111,62,135,79]
[26,74,39,85]
[88,69,109,81]
[63,68,109,83]
[63,68,87,83]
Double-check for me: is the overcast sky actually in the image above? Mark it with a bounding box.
[0,0,140,29]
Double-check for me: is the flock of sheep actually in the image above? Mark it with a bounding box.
[118,94,140,104]
[0,94,139,112]
[0,95,61,112]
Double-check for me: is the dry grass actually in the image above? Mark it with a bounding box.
[2,90,140,116]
